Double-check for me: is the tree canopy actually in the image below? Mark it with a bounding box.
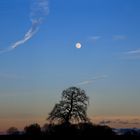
[48,87,89,124]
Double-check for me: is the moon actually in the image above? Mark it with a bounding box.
[75,43,82,49]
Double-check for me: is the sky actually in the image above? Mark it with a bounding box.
[0,0,140,131]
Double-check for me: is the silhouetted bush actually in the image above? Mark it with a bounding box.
[78,123,116,137]
[24,123,41,136]
[42,122,116,138]
[7,127,19,135]
[44,123,75,137]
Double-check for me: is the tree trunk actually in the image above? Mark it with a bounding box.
[65,92,74,123]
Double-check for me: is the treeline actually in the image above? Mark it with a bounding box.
[3,122,116,139]
[3,122,140,139]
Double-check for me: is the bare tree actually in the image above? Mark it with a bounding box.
[48,87,89,124]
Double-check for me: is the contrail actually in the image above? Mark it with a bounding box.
[76,75,108,86]
[11,20,40,49]
[0,0,49,53]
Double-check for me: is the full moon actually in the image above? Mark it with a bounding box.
[75,43,82,49]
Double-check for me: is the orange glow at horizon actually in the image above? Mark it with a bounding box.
[0,115,140,132]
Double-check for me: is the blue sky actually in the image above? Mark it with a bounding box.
[0,0,140,131]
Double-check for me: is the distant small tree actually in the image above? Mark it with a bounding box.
[7,127,19,135]
[48,87,89,124]
[24,123,41,136]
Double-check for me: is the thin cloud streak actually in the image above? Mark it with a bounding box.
[92,116,140,128]
[0,0,49,54]
[89,36,101,42]
[113,35,126,41]
[99,119,140,126]
[76,75,108,86]
[11,20,39,49]
[11,0,49,50]
[121,48,140,60]
[125,49,140,55]
[76,81,93,86]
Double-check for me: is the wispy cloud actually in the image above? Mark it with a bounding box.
[76,80,93,86]
[76,75,107,86]
[113,35,126,41]
[122,48,140,60]
[0,0,49,54]
[125,49,140,55]
[99,120,111,125]
[11,0,49,49]
[89,36,101,42]
[99,119,140,126]
[11,20,40,49]
[92,116,140,127]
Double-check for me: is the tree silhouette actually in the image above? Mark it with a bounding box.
[7,127,19,135]
[48,87,89,124]
[24,123,41,136]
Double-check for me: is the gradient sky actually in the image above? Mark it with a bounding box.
[0,0,140,131]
